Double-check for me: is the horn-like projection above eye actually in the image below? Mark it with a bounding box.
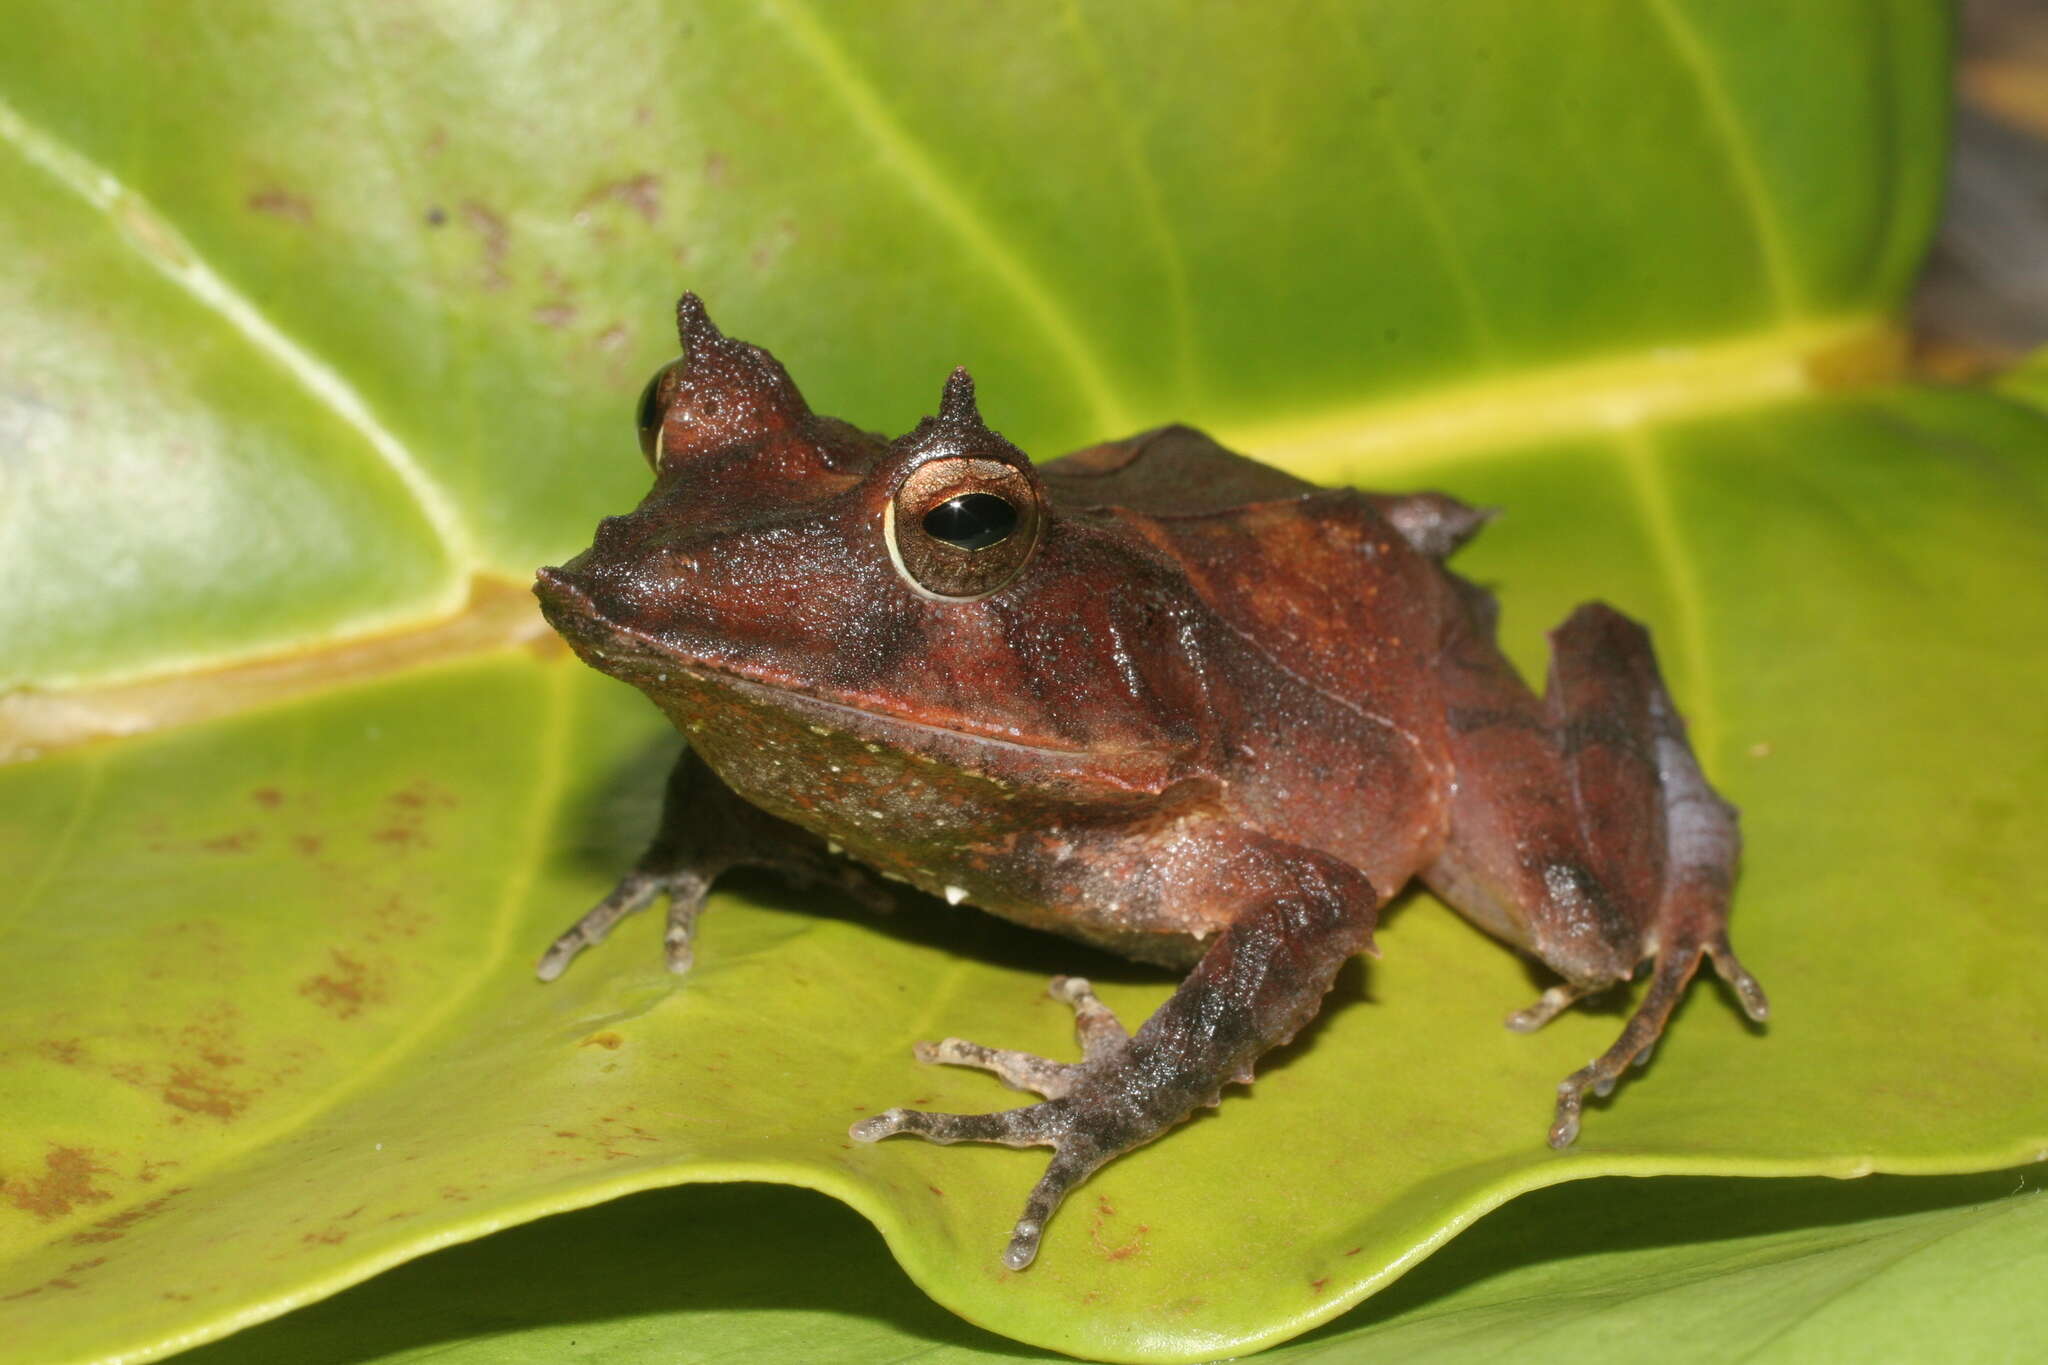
[887,458,1043,600]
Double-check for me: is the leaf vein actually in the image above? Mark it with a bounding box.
[0,91,477,565]
[1318,0,1502,359]
[755,0,1131,432]
[1613,425,1720,755]
[1646,0,1803,318]
[1058,0,1201,404]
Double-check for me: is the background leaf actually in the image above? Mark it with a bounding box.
[4,3,2044,1363]
[167,1172,2048,1364]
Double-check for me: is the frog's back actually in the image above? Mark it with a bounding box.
[1046,425,1480,895]
[1044,424,1490,557]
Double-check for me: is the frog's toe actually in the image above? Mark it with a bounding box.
[535,867,708,982]
[915,1038,1081,1098]
[851,1101,1060,1147]
[850,974,1148,1267]
[1705,930,1770,1022]
[1505,982,1590,1033]
[902,975,1132,1097]
[849,1097,1112,1271]
[1543,931,1768,1148]
[1004,1142,1116,1269]
[1047,975,1130,1058]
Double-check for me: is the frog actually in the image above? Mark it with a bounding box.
[532,294,1769,1270]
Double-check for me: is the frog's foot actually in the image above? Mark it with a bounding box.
[854,834,1373,1271]
[1545,927,1768,1148]
[536,865,710,982]
[536,748,899,983]
[850,977,1139,1270]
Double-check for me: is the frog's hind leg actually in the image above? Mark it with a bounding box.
[535,746,893,981]
[1540,604,1768,1145]
[1422,596,1766,1145]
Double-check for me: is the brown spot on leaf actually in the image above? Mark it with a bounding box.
[37,1038,87,1067]
[247,188,313,223]
[162,1065,253,1120]
[1344,1245,1361,1256]
[534,301,578,329]
[293,834,324,857]
[0,1262,102,1302]
[299,950,386,1020]
[389,780,455,810]
[302,1226,349,1246]
[750,219,797,271]
[609,174,661,222]
[201,830,258,854]
[252,786,284,809]
[704,152,729,186]
[580,1031,623,1051]
[3,1147,113,1219]
[459,201,509,289]
[68,1186,188,1245]
[366,893,431,942]
[1087,1196,1148,1263]
[1311,1276,1329,1293]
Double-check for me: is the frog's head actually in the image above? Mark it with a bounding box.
[535,295,1205,763]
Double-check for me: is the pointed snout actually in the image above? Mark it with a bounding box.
[532,563,595,625]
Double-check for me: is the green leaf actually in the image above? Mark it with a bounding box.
[0,0,1943,685]
[5,3,2045,1363]
[166,1172,2048,1364]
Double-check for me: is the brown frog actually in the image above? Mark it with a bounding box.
[533,295,1769,1270]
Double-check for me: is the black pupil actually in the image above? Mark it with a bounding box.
[635,361,675,462]
[922,492,1018,551]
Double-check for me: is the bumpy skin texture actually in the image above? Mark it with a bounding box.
[532,295,1768,1269]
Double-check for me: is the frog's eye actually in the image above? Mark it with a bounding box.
[923,492,1018,550]
[635,357,684,468]
[886,457,1043,600]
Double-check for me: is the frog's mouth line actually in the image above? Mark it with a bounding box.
[532,566,1174,791]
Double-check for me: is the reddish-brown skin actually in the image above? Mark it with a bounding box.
[532,295,1769,1270]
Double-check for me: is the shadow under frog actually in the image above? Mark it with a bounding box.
[532,294,1769,1271]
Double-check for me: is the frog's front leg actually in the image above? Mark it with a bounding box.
[536,746,893,981]
[1424,597,1768,1146]
[853,829,1374,1269]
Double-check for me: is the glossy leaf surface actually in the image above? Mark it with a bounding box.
[0,0,1941,686]
[171,1172,2048,1364]
[5,3,2045,1363]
